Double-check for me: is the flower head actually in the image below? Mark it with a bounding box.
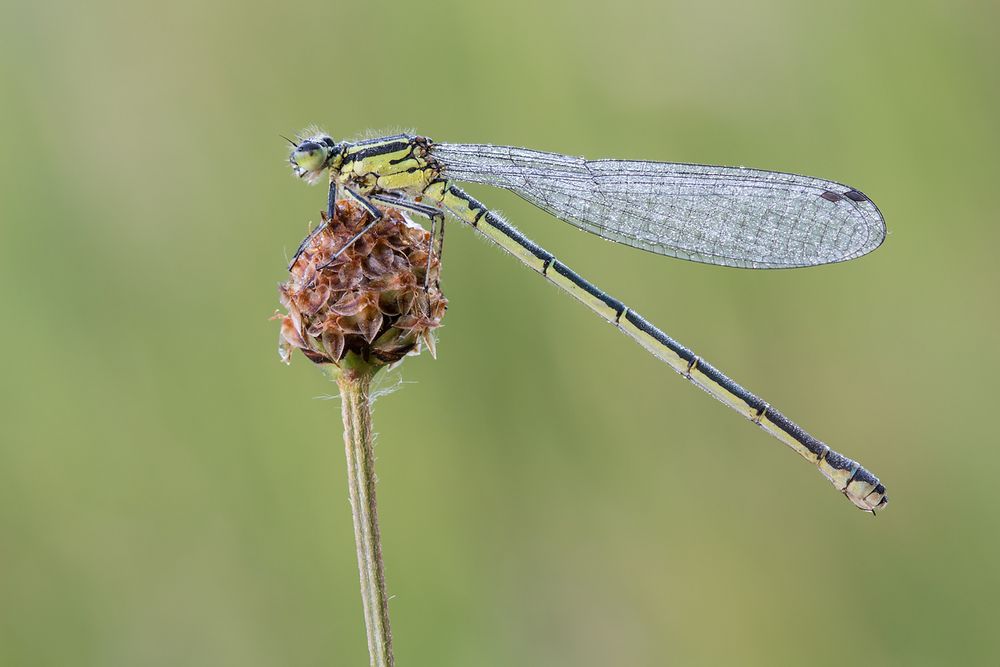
[278,200,446,368]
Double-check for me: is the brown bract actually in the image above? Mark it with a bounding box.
[278,200,446,367]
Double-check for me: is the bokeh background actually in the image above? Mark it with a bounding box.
[2,1,998,665]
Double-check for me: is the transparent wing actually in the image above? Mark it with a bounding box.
[433,143,885,268]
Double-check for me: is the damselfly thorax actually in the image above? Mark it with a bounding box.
[333,135,441,196]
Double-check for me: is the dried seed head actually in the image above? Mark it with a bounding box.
[278,200,446,368]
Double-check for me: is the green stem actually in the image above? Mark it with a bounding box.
[333,358,394,667]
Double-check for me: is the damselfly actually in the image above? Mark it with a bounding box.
[286,131,888,513]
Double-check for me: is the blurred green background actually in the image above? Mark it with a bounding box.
[2,1,998,665]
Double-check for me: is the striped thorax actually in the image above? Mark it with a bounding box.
[290,132,440,196]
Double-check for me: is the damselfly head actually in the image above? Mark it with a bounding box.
[289,133,338,184]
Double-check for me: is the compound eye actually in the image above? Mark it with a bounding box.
[291,141,328,172]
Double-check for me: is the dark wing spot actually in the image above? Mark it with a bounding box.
[844,189,869,202]
[820,190,844,203]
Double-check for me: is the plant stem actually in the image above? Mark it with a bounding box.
[333,358,394,667]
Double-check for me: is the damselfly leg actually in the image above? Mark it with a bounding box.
[370,192,446,290]
[288,182,340,270]
[316,187,385,270]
